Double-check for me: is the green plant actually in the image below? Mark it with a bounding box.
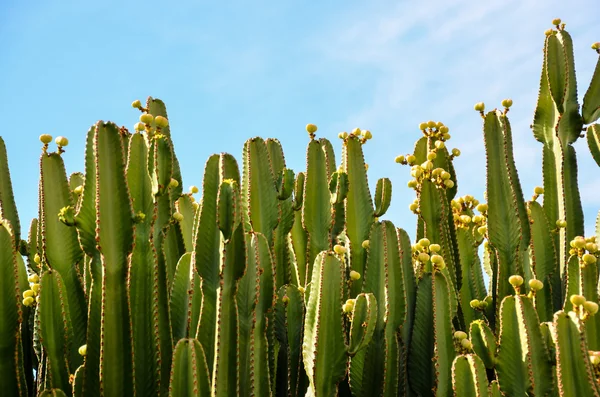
[0,19,599,397]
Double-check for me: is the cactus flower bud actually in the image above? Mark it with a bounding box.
[350,270,361,281]
[79,344,87,356]
[418,252,430,263]
[28,274,39,283]
[556,219,567,228]
[32,283,40,294]
[73,185,84,195]
[571,236,586,249]
[591,355,600,365]
[23,290,35,298]
[395,155,405,163]
[173,212,184,222]
[134,122,145,131]
[534,186,544,195]
[362,240,370,249]
[39,134,53,144]
[470,299,480,308]
[418,122,428,130]
[132,99,142,109]
[406,155,416,164]
[586,243,598,253]
[585,301,599,315]
[23,296,35,306]
[168,178,179,189]
[592,42,600,50]
[439,125,449,134]
[552,18,561,25]
[351,128,361,135]
[34,253,41,264]
[407,179,418,189]
[529,279,544,291]
[409,202,418,212]
[474,102,485,112]
[427,120,436,128]
[306,124,318,134]
[478,300,489,309]
[297,286,305,294]
[140,113,154,124]
[435,141,445,149]
[477,226,487,235]
[476,203,488,212]
[472,215,484,224]
[570,294,586,306]
[440,171,451,181]
[460,339,473,349]
[431,254,444,264]
[451,148,461,157]
[418,238,431,247]
[189,185,199,194]
[192,202,200,210]
[155,115,169,129]
[508,275,524,287]
[459,215,472,224]
[544,29,554,36]
[444,180,455,189]
[501,98,513,108]
[55,136,69,147]
[427,152,437,161]
[454,331,468,340]
[583,253,597,265]
[363,130,373,140]
[334,245,347,255]
[58,206,75,226]
[429,244,441,253]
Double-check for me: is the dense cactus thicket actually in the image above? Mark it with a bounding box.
[1,19,600,397]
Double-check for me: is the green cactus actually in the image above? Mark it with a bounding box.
[0,18,599,397]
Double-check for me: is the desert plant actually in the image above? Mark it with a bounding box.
[0,19,599,397]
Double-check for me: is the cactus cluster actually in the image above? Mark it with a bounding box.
[0,20,599,397]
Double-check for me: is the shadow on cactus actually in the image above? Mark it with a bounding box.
[0,18,599,397]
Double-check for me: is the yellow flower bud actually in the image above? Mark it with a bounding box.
[451,148,461,157]
[508,275,524,287]
[190,185,199,194]
[427,152,437,161]
[28,274,39,283]
[444,180,455,189]
[477,226,487,235]
[459,215,472,224]
[131,99,142,109]
[586,243,598,253]
[418,238,431,247]
[431,254,444,264]
[31,283,41,294]
[470,299,480,308]
[155,116,169,128]
[427,120,436,128]
[534,186,544,195]
[79,344,87,356]
[429,244,441,253]
[419,122,428,130]
[418,252,430,263]
[168,178,179,189]
[362,240,370,249]
[501,98,513,108]
[140,113,154,124]
[571,236,586,249]
[23,290,35,299]
[474,102,485,112]
[460,339,472,349]
[407,180,418,189]
[55,136,69,147]
[454,331,467,340]
[409,203,419,212]
[173,212,184,222]
[583,254,597,265]
[435,141,445,149]
[529,279,543,291]
[476,203,488,212]
[570,294,586,306]
[306,124,317,134]
[334,245,347,255]
[551,18,561,25]
[395,155,405,163]
[350,270,361,281]
[363,130,372,140]
[23,296,35,307]
[39,134,53,144]
[297,286,305,294]
[407,155,416,164]
[584,301,599,315]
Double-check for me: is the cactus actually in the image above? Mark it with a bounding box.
[0,18,599,397]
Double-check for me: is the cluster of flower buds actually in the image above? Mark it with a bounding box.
[22,273,41,307]
[453,330,473,352]
[469,298,489,311]
[39,134,69,153]
[412,238,445,271]
[418,121,451,141]
[132,100,169,134]
[569,236,598,267]
[451,195,487,235]
[343,298,356,314]
[570,294,599,321]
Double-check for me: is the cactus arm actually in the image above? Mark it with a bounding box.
[347,293,377,355]
[38,270,74,394]
[275,285,308,397]
[350,221,405,397]
[170,253,195,341]
[39,151,87,367]
[483,111,527,310]
[302,140,333,286]
[408,272,455,397]
[290,173,308,287]
[456,228,485,326]
[495,295,553,396]
[176,195,196,252]
[451,354,489,397]
[397,228,416,395]
[588,124,600,167]
[469,320,496,369]
[74,125,98,257]
[169,338,211,397]
[94,121,135,396]
[302,252,348,397]
[583,54,600,124]
[553,311,600,396]
[72,365,84,397]
[243,137,279,242]
[373,178,392,217]
[211,180,246,396]
[0,137,21,247]
[0,217,27,396]
[343,136,374,295]
[527,200,560,319]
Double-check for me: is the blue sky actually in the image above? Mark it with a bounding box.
[1,0,598,239]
